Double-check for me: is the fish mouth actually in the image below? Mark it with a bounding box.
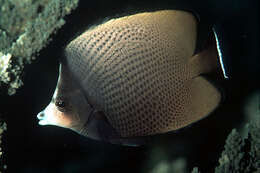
[37,112,48,125]
[37,112,44,120]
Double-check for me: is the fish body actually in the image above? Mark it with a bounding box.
[37,10,221,145]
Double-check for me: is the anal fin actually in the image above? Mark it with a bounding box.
[189,76,221,122]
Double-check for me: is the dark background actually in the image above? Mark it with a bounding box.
[1,0,259,172]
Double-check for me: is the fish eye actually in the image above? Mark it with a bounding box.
[54,97,72,112]
[55,99,66,109]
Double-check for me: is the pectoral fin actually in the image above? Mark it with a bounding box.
[85,110,146,146]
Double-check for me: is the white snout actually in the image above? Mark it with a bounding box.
[37,103,73,128]
[37,111,49,125]
[37,103,56,126]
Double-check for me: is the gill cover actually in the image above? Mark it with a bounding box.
[37,63,143,145]
[37,63,91,127]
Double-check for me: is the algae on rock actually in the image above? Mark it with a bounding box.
[0,0,79,95]
[0,1,79,172]
[0,120,7,173]
[215,119,260,173]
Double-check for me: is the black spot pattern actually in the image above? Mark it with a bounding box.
[64,10,197,137]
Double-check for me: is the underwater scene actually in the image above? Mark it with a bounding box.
[0,0,259,172]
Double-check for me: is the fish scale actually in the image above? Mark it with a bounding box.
[64,10,198,137]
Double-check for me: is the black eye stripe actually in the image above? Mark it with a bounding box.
[55,99,67,112]
[54,96,67,109]
[56,100,66,108]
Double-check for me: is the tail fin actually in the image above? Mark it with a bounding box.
[188,42,220,78]
[187,35,223,123]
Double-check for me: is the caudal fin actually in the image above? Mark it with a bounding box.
[189,43,220,78]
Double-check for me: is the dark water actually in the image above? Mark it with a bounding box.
[1,0,259,172]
